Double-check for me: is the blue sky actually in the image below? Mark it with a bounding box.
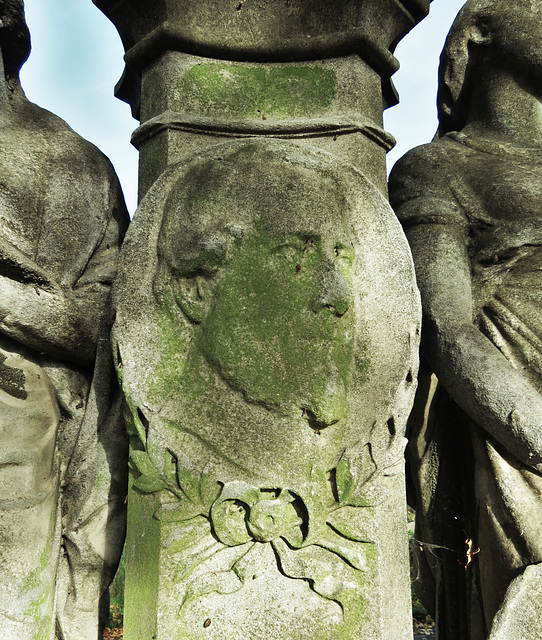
[20,0,465,215]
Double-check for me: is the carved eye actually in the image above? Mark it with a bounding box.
[170,235,228,278]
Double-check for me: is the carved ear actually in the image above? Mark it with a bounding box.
[469,18,492,46]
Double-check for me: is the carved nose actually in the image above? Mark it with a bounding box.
[315,258,350,316]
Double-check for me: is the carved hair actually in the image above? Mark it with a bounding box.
[0,0,30,80]
[437,0,496,136]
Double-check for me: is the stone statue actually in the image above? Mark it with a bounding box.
[389,1,542,638]
[0,2,129,638]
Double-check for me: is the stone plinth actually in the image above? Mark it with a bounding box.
[94,1,429,638]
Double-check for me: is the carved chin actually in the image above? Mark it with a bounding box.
[206,341,348,423]
[200,311,351,418]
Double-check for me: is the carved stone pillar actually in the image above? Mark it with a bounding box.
[94,2,428,638]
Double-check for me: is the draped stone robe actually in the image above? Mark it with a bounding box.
[390,131,542,640]
[0,92,128,640]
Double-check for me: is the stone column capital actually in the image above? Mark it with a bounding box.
[93,0,431,113]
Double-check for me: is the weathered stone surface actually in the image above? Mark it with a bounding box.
[95,0,431,195]
[133,52,395,198]
[96,1,428,637]
[113,138,420,639]
[0,2,129,638]
[389,1,542,638]
[93,0,428,62]
[490,563,542,640]
[93,0,431,110]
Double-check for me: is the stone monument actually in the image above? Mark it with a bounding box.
[389,1,542,638]
[0,2,129,639]
[94,1,429,638]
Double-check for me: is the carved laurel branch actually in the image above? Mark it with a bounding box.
[126,402,221,518]
[126,403,402,611]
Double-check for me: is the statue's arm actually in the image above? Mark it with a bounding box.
[0,173,128,366]
[0,277,102,363]
[407,222,542,465]
[0,236,53,286]
[390,147,542,466]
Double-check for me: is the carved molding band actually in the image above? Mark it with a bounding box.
[132,110,396,151]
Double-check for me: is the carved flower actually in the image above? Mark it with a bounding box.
[210,482,306,547]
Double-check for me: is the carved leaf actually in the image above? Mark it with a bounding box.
[167,523,244,583]
[315,524,374,572]
[335,442,378,507]
[174,450,201,504]
[199,463,221,508]
[272,537,362,612]
[132,473,169,493]
[180,569,244,610]
[125,400,147,448]
[178,544,257,610]
[154,500,203,523]
[173,536,225,582]
[326,505,374,543]
[131,450,169,493]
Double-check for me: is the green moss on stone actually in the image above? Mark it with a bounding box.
[149,287,191,404]
[147,218,366,433]
[124,488,161,640]
[180,64,336,119]
[23,507,56,639]
[197,226,354,417]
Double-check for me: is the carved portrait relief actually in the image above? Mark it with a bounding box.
[114,138,420,639]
